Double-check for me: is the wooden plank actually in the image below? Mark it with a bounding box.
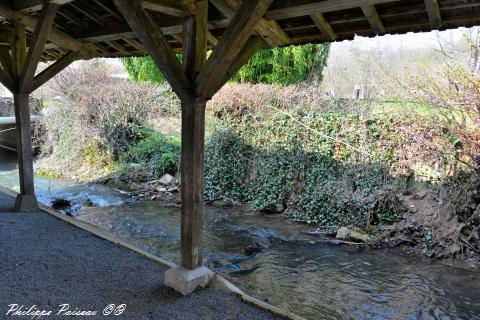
[210,0,290,47]
[424,0,442,28]
[265,0,399,20]
[310,13,337,41]
[361,4,385,34]
[29,51,79,92]
[197,0,273,99]
[113,0,191,100]
[0,2,97,57]
[20,2,59,92]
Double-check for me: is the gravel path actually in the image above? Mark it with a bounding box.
[0,192,279,320]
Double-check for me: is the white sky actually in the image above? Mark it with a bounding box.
[333,27,476,51]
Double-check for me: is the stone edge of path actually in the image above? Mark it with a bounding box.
[0,185,306,320]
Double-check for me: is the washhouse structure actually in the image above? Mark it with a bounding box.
[0,0,479,294]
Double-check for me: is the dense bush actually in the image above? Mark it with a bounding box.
[203,84,477,228]
[204,113,404,229]
[36,60,179,180]
[124,132,181,177]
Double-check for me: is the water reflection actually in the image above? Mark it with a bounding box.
[0,149,126,209]
[76,202,480,320]
[1,151,479,320]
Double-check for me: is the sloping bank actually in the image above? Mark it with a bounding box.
[34,83,480,265]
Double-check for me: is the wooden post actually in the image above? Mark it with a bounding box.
[13,92,37,211]
[179,1,208,270]
[11,20,37,211]
[115,0,269,275]
[0,3,64,211]
[180,100,206,269]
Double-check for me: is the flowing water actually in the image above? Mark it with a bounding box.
[1,149,479,320]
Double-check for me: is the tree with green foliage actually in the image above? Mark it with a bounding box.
[122,43,330,86]
[122,56,166,84]
[234,43,331,85]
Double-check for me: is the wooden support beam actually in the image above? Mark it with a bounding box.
[265,0,398,20]
[13,20,27,81]
[0,2,96,57]
[179,99,206,269]
[0,67,14,91]
[13,93,34,193]
[207,32,218,47]
[29,51,78,92]
[179,1,208,270]
[9,23,38,210]
[310,13,337,41]
[361,4,385,34]
[0,47,13,76]
[113,0,191,100]
[209,36,265,96]
[13,92,38,211]
[194,0,208,72]
[210,0,290,47]
[424,0,442,28]
[197,0,273,99]
[20,1,59,92]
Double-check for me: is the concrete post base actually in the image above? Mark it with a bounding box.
[14,194,38,212]
[164,266,214,295]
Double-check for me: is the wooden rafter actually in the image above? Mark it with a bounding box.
[210,0,290,47]
[197,0,274,99]
[265,0,397,20]
[0,48,13,76]
[310,13,337,41]
[143,0,191,17]
[424,0,442,28]
[0,67,14,91]
[29,51,79,92]
[361,4,385,34]
[0,2,97,57]
[124,38,147,53]
[106,40,127,54]
[113,0,191,100]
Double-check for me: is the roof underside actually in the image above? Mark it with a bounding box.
[1,0,480,62]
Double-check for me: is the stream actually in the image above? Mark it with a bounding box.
[1,149,479,320]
